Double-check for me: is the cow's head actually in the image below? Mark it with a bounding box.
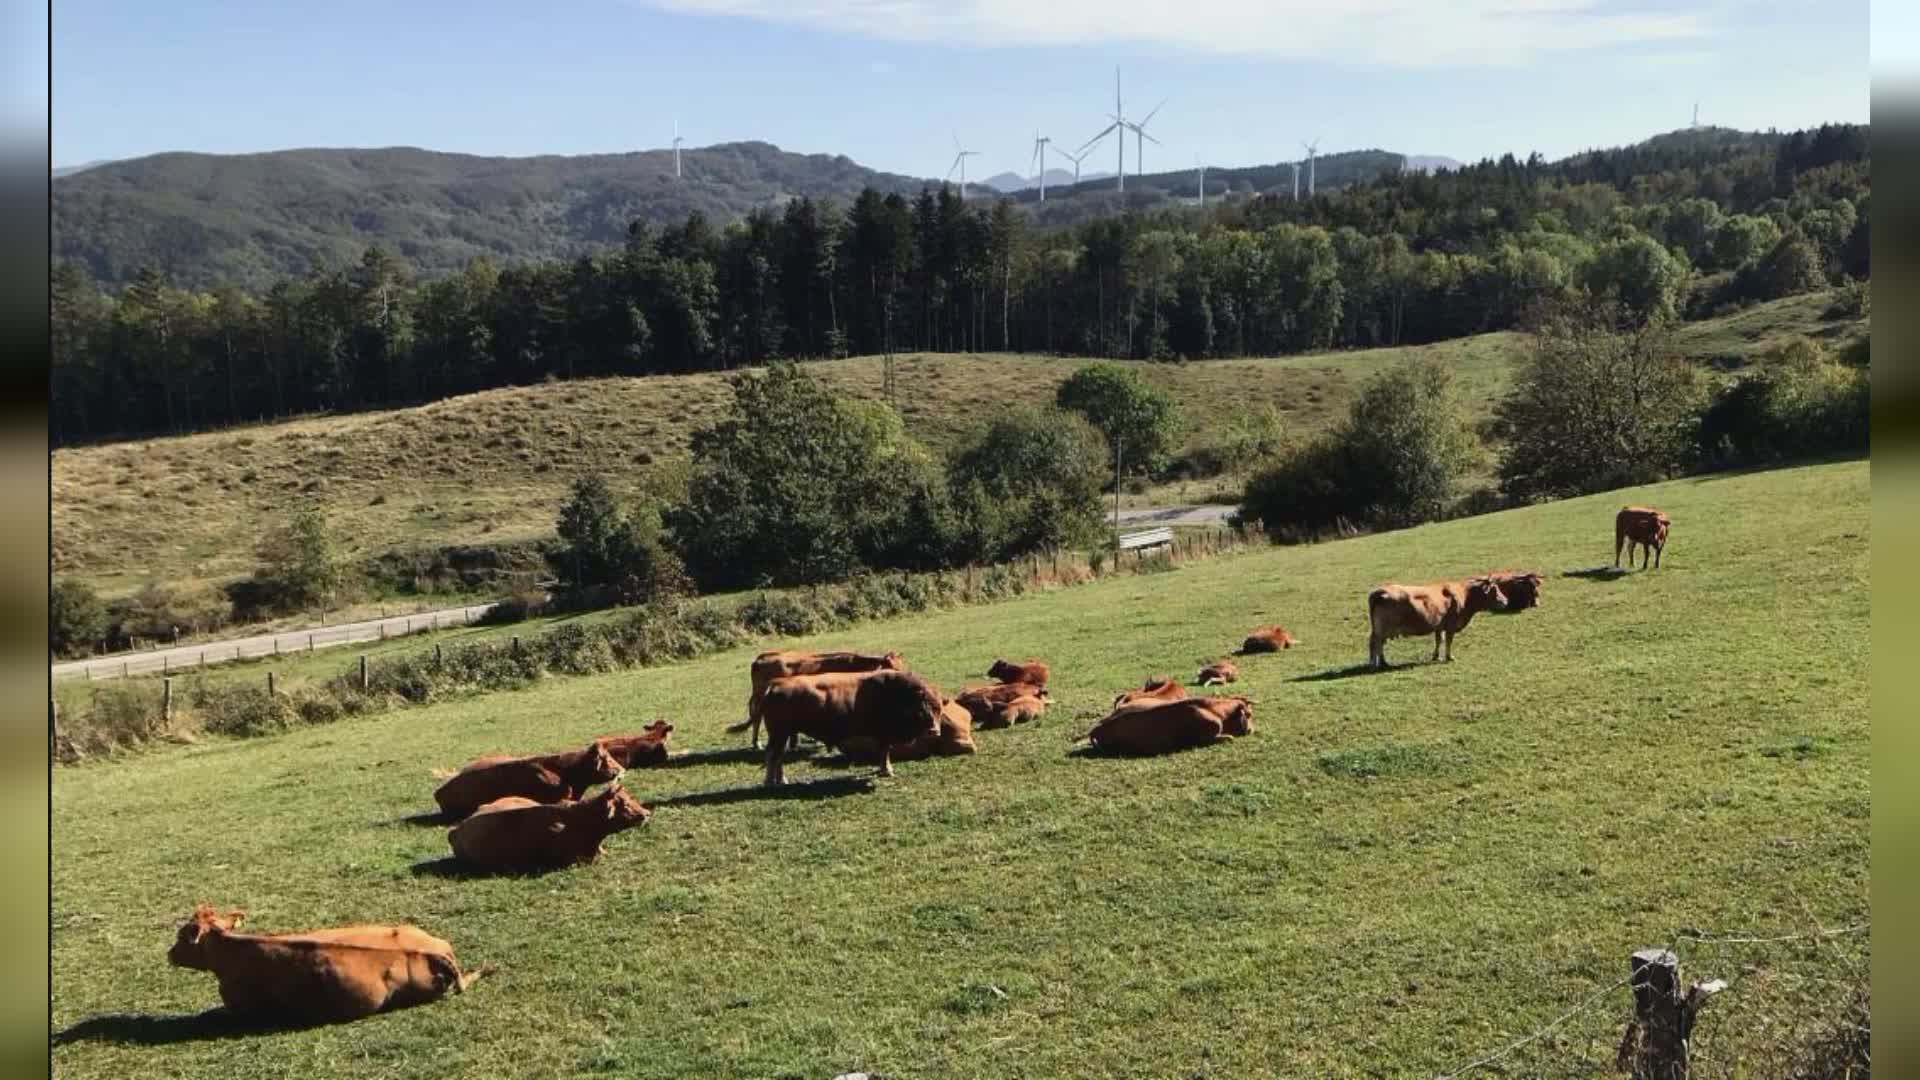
[169,904,243,969]
[1464,577,1510,614]
[642,719,674,741]
[986,659,1021,682]
[1217,697,1255,736]
[598,783,651,831]
[583,741,622,784]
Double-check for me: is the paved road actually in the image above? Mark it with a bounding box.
[1114,504,1237,527]
[52,602,498,682]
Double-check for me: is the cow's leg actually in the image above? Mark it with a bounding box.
[762,730,787,787]
[1614,531,1625,568]
[1368,628,1386,668]
[876,745,895,779]
[1431,631,1443,662]
[1640,543,1651,570]
[1654,543,1662,569]
[1443,631,1455,661]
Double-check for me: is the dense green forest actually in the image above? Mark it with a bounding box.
[50,125,1868,445]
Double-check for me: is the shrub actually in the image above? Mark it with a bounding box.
[247,508,352,615]
[1497,310,1704,501]
[945,408,1109,565]
[1696,337,1869,466]
[192,682,298,737]
[1733,231,1826,302]
[50,579,106,657]
[72,685,169,754]
[548,476,688,605]
[1240,359,1480,537]
[1055,362,1179,478]
[736,591,829,637]
[1578,231,1687,325]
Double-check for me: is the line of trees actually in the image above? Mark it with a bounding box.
[51,125,1868,445]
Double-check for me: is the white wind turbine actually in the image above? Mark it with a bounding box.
[1291,161,1300,200]
[1031,132,1052,200]
[1194,154,1207,206]
[1124,98,1166,178]
[672,118,684,179]
[1302,137,1320,197]
[1052,142,1090,186]
[1078,66,1132,193]
[948,132,980,200]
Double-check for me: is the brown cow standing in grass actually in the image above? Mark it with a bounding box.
[447,783,651,869]
[1615,507,1672,569]
[987,658,1050,688]
[592,720,674,767]
[1084,696,1254,755]
[432,741,622,820]
[759,670,944,785]
[843,699,977,763]
[1111,676,1187,710]
[955,681,1052,729]
[1366,578,1509,668]
[167,905,482,1022]
[1196,660,1239,686]
[730,650,906,749]
[1240,625,1297,653]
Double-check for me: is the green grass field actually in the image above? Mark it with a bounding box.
[53,290,1862,601]
[50,460,1869,1077]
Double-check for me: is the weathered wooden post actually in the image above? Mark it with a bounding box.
[308,633,315,652]
[121,660,129,678]
[161,677,173,723]
[435,643,444,667]
[162,655,169,675]
[274,638,280,656]
[512,635,521,654]
[267,671,276,696]
[1616,948,1724,1080]
[406,617,413,635]
[199,650,206,668]
[359,655,369,691]
[379,624,387,641]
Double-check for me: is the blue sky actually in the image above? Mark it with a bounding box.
[51,1,1869,178]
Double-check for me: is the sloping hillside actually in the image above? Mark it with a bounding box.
[50,460,1870,1078]
[52,142,931,288]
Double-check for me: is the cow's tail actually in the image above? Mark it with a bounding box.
[724,718,754,735]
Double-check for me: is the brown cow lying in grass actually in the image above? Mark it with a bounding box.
[447,783,651,869]
[1615,506,1672,569]
[432,740,622,820]
[1366,577,1509,668]
[593,720,674,767]
[1111,676,1187,709]
[1196,659,1239,686]
[731,649,906,749]
[168,905,482,1022]
[1482,571,1543,612]
[987,657,1050,688]
[759,670,945,785]
[1083,695,1254,755]
[843,699,977,763]
[955,681,1051,729]
[1240,625,1296,653]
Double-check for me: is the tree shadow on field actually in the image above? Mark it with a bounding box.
[645,774,875,809]
[1563,566,1633,582]
[1289,661,1429,683]
[656,744,819,769]
[52,1008,341,1046]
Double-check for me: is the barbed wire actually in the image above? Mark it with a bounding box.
[1431,921,1869,1078]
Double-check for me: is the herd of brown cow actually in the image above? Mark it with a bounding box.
[167,506,1666,1023]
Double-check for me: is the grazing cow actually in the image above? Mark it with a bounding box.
[593,720,674,768]
[843,699,976,763]
[1196,660,1239,686]
[1240,625,1297,653]
[1084,696,1255,756]
[986,658,1050,689]
[956,681,1052,729]
[1615,507,1672,569]
[730,650,907,749]
[432,740,622,820]
[1366,577,1509,668]
[167,905,481,1021]
[1483,570,1544,612]
[1111,677,1188,710]
[759,670,945,785]
[447,783,651,869]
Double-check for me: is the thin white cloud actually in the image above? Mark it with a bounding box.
[639,0,1711,66]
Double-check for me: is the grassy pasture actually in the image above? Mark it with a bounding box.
[51,460,1868,1077]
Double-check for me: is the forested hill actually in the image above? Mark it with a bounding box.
[52,142,933,289]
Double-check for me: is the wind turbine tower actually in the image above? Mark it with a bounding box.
[1291,161,1300,200]
[948,133,980,200]
[1077,67,1132,193]
[1692,102,1700,129]
[672,118,684,179]
[1032,132,1052,201]
[1053,143,1089,185]
[1125,98,1166,178]
[1303,138,1320,197]
[1195,155,1206,206]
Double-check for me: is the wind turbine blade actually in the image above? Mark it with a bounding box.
[1140,98,1167,127]
[1078,124,1117,154]
[1140,130,1162,147]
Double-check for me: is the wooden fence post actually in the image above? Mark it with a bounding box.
[308,633,315,652]
[199,650,206,668]
[359,655,369,691]
[121,660,129,678]
[274,638,280,655]
[435,643,444,667]
[267,671,276,696]
[161,678,173,722]
[512,635,521,654]
[162,655,169,675]
[1617,948,1724,1080]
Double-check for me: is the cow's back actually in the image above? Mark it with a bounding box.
[1088,700,1224,755]
[448,797,559,865]
[434,759,567,818]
